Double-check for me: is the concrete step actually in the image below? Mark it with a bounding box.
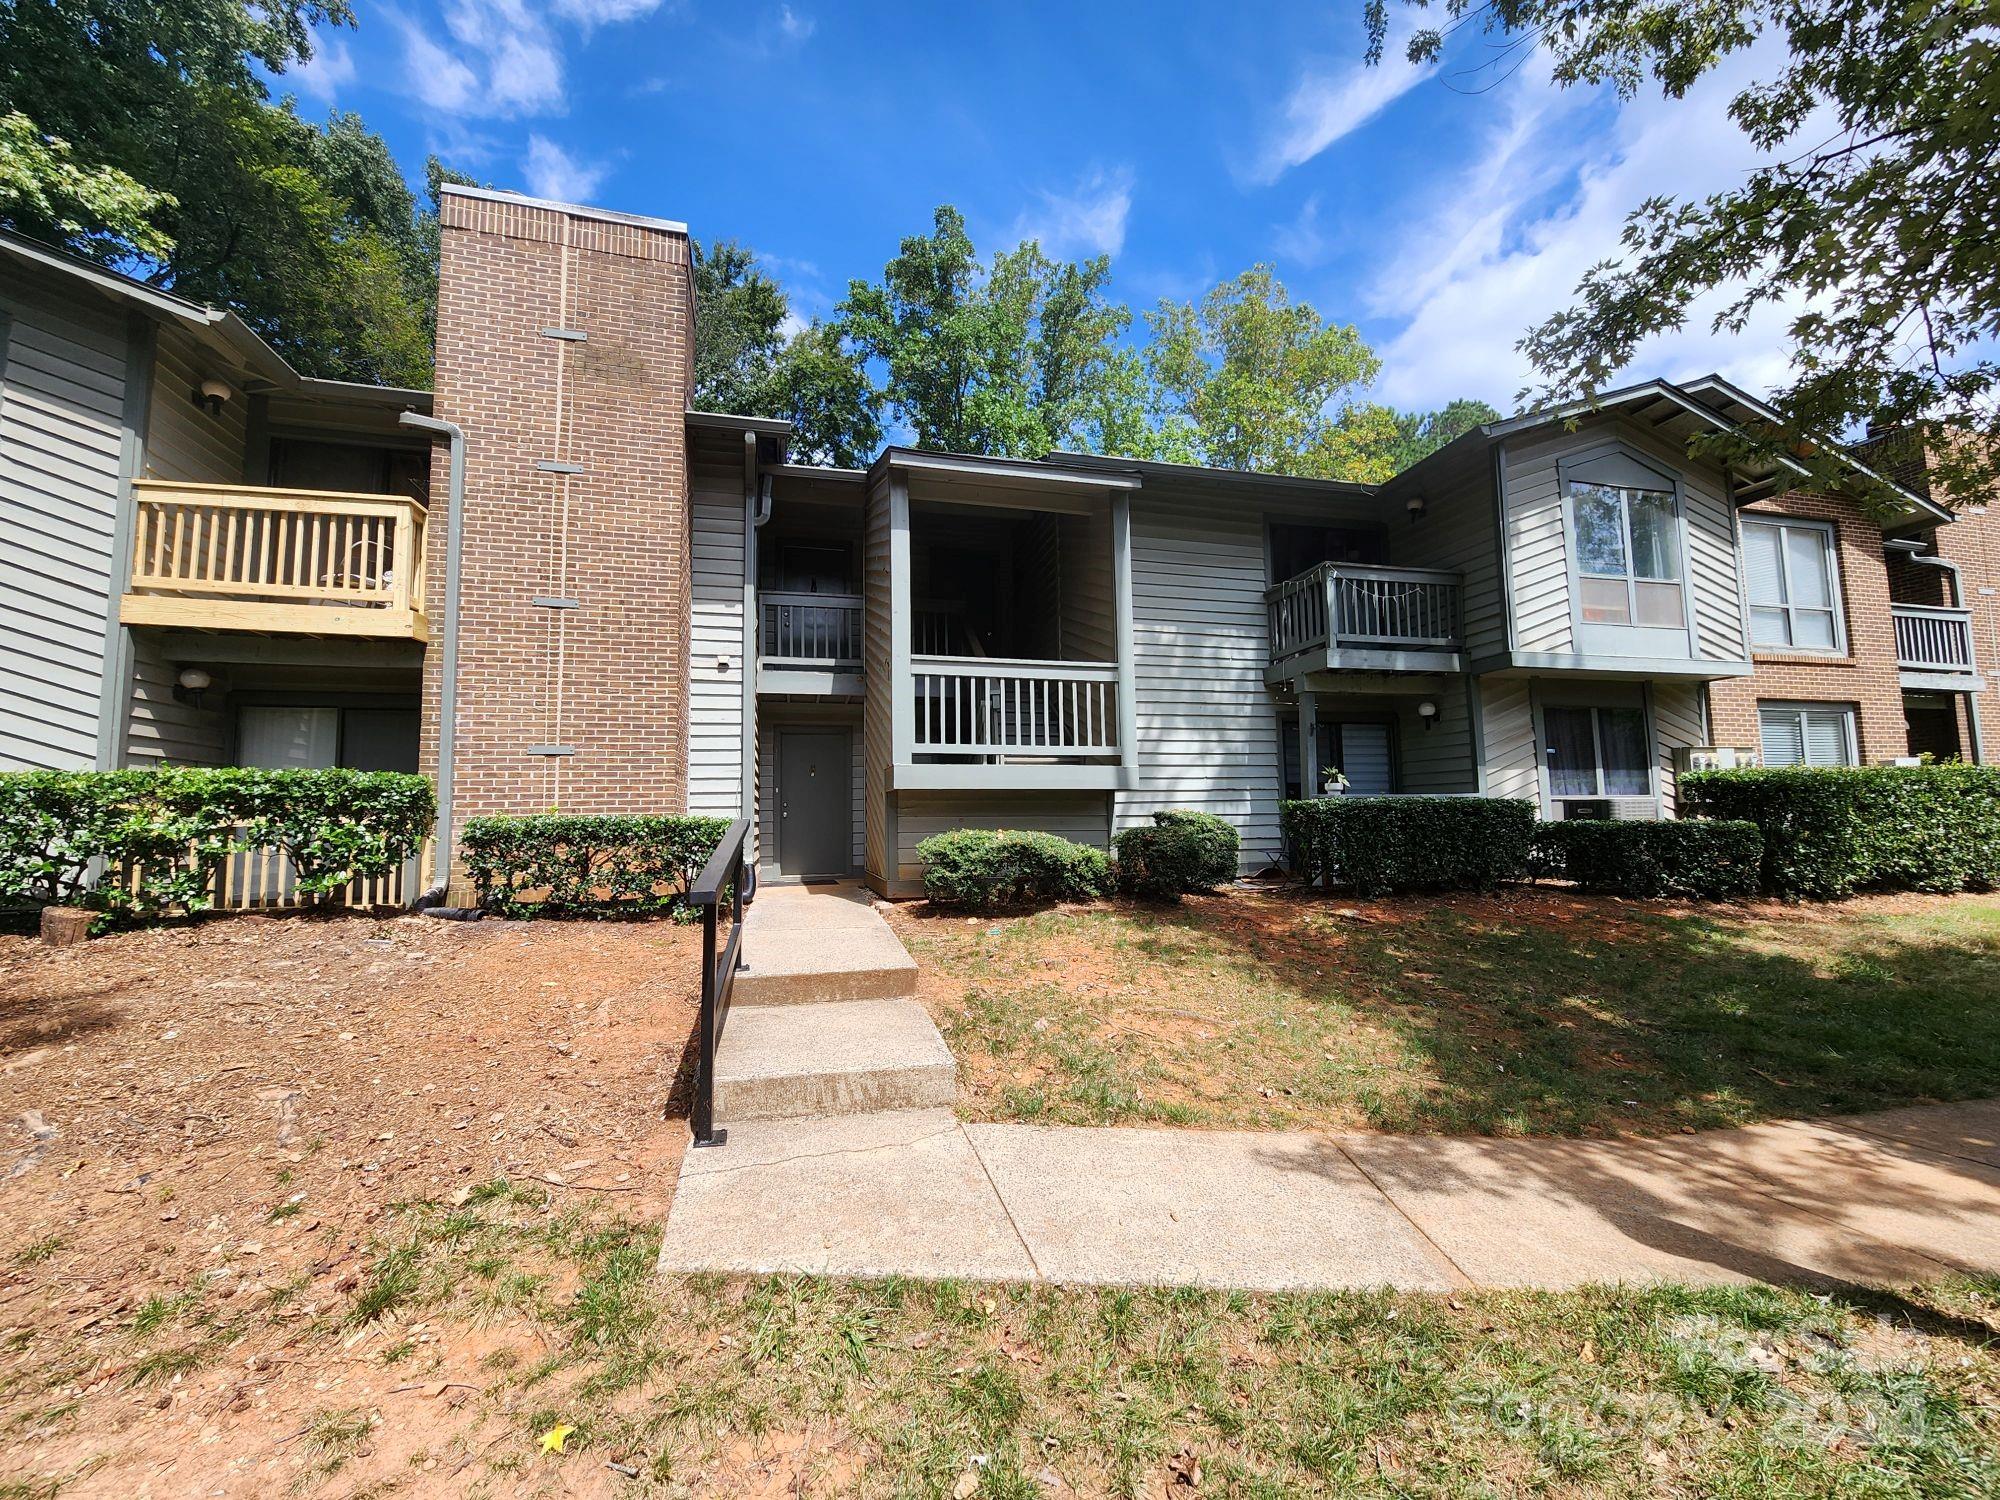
[734,914,917,1006]
[713,998,955,1124]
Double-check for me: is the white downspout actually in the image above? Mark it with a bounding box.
[399,410,468,900]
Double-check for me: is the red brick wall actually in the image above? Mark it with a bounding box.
[1706,491,1911,762]
[1925,495,2000,756]
[422,190,695,841]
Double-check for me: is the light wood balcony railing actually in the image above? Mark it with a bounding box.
[119,480,429,640]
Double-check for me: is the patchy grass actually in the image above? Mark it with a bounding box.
[891,889,2000,1136]
[8,1189,1994,1496]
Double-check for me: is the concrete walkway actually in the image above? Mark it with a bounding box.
[658,1099,2000,1292]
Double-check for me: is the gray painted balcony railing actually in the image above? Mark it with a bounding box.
[1893,603,1977,673]
[911,655,1119,759]
[1266,562,1463,663]
[761,591,863,668]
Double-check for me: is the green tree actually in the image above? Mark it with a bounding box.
[771,319,883,468]
[0,0,436,386]
[835,205,1136,457]
[1369,0,2000,501]
[1141,265,1392,480]
[692,239,791,414]
[1386,397,1503,473]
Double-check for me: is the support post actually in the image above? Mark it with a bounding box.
[1300,692,1320,796]
[1111,490,1139,788]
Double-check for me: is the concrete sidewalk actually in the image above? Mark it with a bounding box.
[657,1099,2000,1291]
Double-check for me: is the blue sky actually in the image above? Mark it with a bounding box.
[287,2,1798,414]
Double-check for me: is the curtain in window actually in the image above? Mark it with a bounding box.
[237,707,338,770]
[1627,491,1678,580]
[1598,708,1650,795]
[1545,706,1599,797]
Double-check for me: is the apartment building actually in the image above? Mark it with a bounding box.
[2,186,1989,902]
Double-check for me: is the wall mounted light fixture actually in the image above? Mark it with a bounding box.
[194,378,233,418]
[1417,699,1439,730]
[173,666,212,707]
[1405,494,1427,521]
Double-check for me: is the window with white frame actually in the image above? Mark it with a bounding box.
[1742,518,1842,652]
[1543,704,1652,798]
[1571,480,1685,628]
[1758,703,1856,766]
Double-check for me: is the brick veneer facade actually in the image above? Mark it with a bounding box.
[1705,491,1913,762]
[421,189,696,836]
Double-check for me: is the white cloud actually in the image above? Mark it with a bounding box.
[1272,194,1330,268]
[523,135,608,202]
[1366,45,1805,411]
[400,0,673,118]
[777,6,815,42]
[552,0,673,22]
[1250,43,1433,184]
[290,33,356,101]
[1010,167,1135,260]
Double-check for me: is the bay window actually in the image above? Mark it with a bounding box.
[1572,480,1685,628]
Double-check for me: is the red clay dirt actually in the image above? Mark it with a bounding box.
[0,912,698,1497]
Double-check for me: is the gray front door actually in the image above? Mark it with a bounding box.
[777,729,851,878]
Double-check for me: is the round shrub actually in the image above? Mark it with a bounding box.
[915,828,1111,910]
[1113,809,1239,898]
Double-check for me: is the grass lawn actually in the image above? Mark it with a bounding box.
[6,1187,1997,1497]
[888,889,2000,1137]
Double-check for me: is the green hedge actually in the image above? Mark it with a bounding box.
[1531,819,1764,899]
[0,768,434,922]
[1681,764,2000,898]
[1280,796,1536,896]
[1114,809,1239,899]
[458,814,731,918]
[915,828,1112,910]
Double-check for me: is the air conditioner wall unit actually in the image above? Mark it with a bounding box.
[1674,746,1761,773]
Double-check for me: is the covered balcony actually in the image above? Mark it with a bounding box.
[119,480,428,641]
[1265,561,1464,680]
[1893,602,1979,689]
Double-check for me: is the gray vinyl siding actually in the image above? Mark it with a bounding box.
[1058,506,1116,661]
[688,457,745,818]
[1500,417,1747,663]
[862,484,893,887]
[1478,676,1540,803]
[1115,484,1388,870]
[0,268,129,769]
[1394,686,1478,792]
[1500,431,1576,655]
[894,791,1110,889]
[144,325,246,483]
[1650,679,1708,815]
[757,705,864,877]
[122,325,246,767]
[1381,441,1504,660]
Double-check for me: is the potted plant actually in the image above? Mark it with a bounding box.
[1320,766,1350,797]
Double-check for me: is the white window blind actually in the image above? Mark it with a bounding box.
[1743,519,1841,651]
[1758,705,1854,767]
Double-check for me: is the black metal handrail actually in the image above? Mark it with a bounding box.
[689,817,753,1147]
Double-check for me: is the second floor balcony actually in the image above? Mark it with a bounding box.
[1266,561,1464,678]
[119,480,429,641]
[1893,603,1979,684]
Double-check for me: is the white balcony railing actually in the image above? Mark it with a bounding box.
[760,591,863,668]
[1893,603,1977,673]
[120,480,428,639]
[1266,562,1461,663]
[911,655,1119,760]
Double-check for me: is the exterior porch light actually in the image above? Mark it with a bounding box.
[1405,493,1426,520]
[194,377,234,418]
[173,666,212,707]
[1417,699,1438,730]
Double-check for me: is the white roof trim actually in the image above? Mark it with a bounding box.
[876,448,1142,491]
[440,183,687,235]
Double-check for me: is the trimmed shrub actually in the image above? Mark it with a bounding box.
[1681,764,2000,898]
[1114,809,1239,898]
[0,768,434,922]
[458,814,731,918]
[1531,818,1763,899]
[915,828,1112,910]
[1280,796,1536,896]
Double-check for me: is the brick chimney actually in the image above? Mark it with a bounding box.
[423,187,696,841]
